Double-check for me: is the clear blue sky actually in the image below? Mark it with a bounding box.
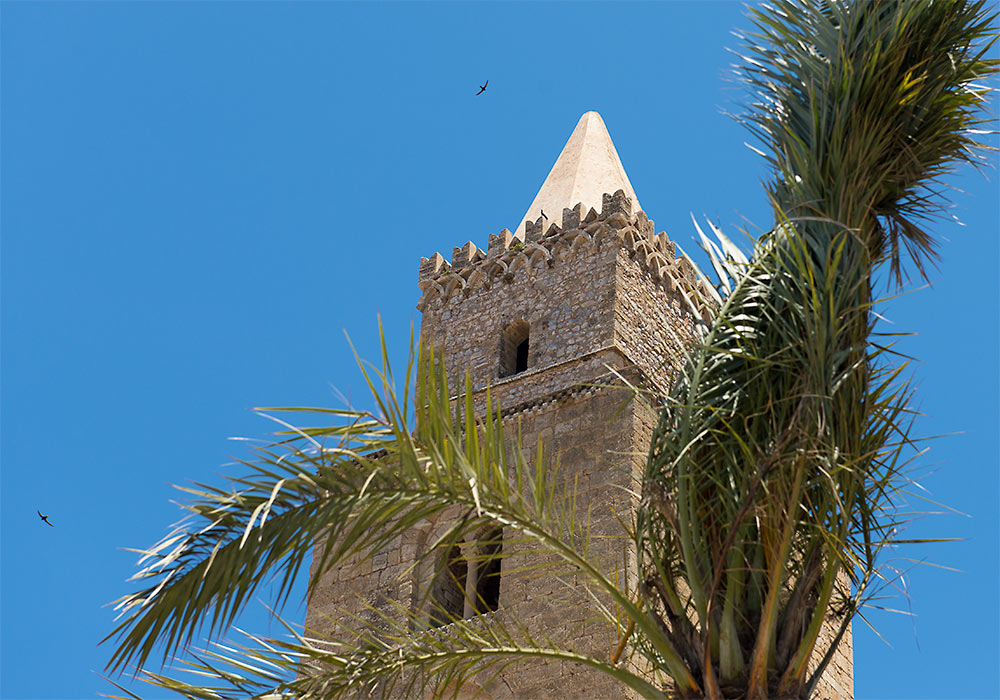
[2,2,996,698]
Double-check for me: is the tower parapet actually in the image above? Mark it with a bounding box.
[418,189,715,324]
[416,186,712,410]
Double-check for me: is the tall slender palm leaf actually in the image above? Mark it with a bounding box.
[105,1,996,698]
[638,1,995,698]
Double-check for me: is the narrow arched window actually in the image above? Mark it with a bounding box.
[427,543,467,627]
[426,529,504,626]
[499,320,530,378]
[472,526,503,613]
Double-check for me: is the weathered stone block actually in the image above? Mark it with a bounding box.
[562,203,584,231]
[452,241,478,269]
[419,252,445,279]
[602,189,632,219]
[488,229,514,257]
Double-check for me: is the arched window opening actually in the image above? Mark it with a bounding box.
[499,320,530,378]
[472,527,503,614]
[427,544,466,627]
[425,529,504,626]
[516,337,529,374]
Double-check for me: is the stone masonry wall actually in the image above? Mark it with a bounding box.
[613,250,698,397]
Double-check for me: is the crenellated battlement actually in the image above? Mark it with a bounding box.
[417,189,715,322]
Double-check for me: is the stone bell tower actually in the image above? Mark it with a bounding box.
[306,111,853,699]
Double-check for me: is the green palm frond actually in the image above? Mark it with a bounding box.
[736,0,997,283]
[637,1,996,698]
[108,611,671,700]
[105,337,686,697]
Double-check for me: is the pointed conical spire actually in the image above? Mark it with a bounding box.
[516,111,641,236]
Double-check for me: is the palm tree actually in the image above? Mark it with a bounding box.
[105,1,996,698]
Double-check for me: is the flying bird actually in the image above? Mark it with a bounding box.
[37,510,54,527]
[476,80,488,95]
